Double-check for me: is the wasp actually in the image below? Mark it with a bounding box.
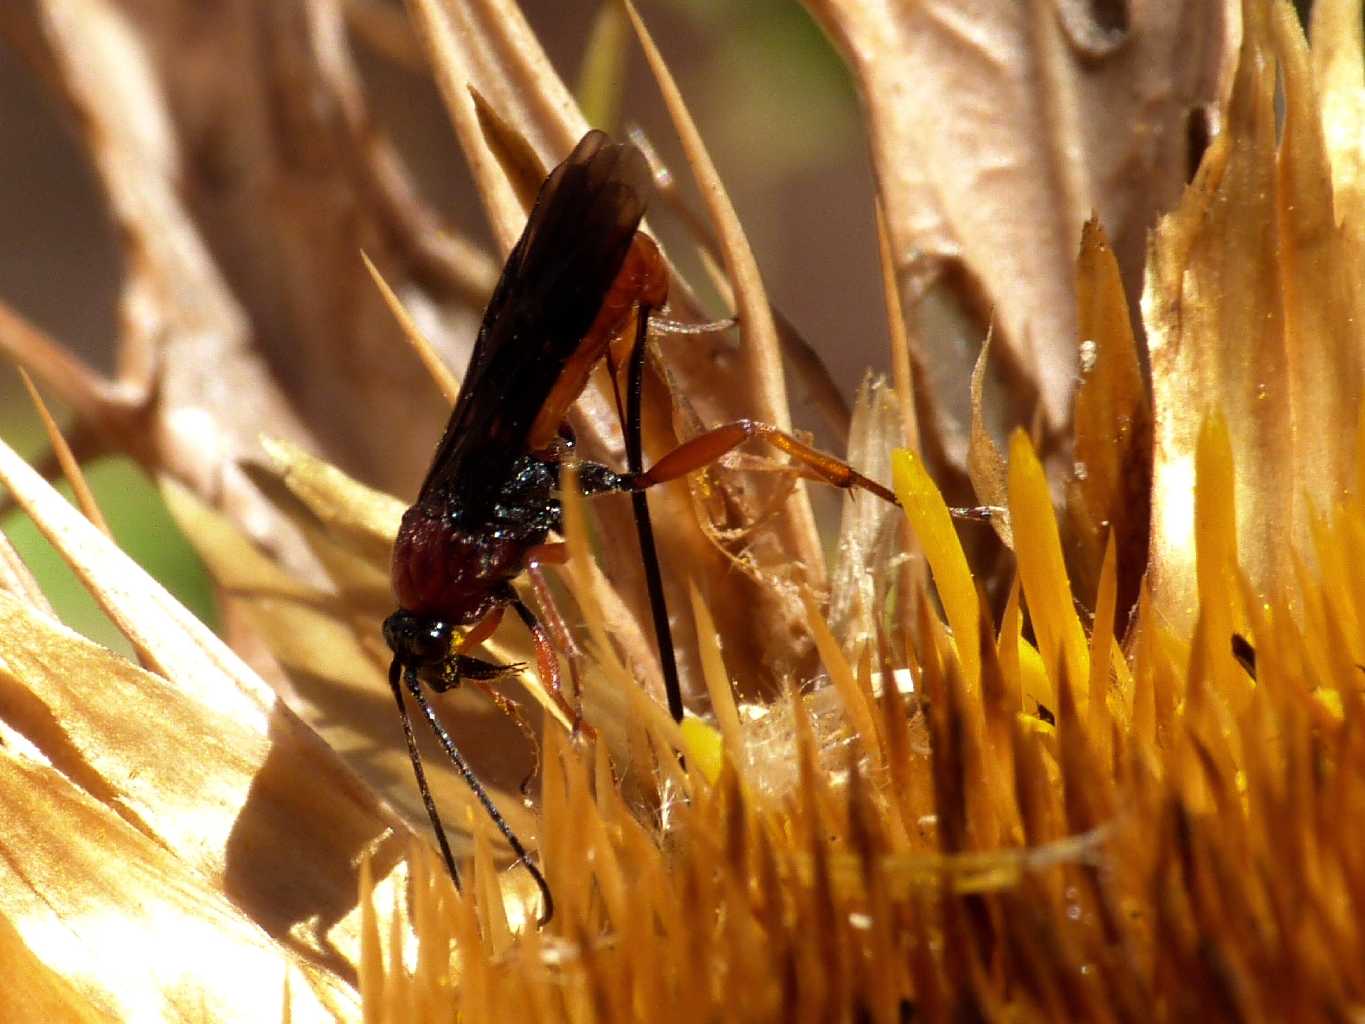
[383,130,905,924]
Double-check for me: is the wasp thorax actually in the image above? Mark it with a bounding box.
[390,505,518,624]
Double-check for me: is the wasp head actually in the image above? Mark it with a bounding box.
[383,609,468,671]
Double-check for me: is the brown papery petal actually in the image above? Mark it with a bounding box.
[1311,0,1365,242]
[807,0,1230,460]
[0,435,411,997]
[0,740,358,1021]
[1145,5,1363,629]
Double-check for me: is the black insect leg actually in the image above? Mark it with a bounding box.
[427,635,542,841]
[567,310,685,724]
[573,460,631,497]
[401,660,555,925]
[624,305,685,723]
[388,657,462,892]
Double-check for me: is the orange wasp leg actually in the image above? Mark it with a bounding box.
[523,542,592,717]
[627,418,998,522]
[460,604,504,648]
[524,543,576,649]
[630,418,900,504]
[508,589,595,739]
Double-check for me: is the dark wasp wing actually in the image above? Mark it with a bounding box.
[416,131,652,509]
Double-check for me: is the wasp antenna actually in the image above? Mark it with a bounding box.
[405,671,555,926]
[389,657,462,890]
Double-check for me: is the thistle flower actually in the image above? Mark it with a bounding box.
[1,0,1362,1021]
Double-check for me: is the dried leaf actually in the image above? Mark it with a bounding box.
[0,0,490,582]
[1273,4,1364,511]
[469,87,558,211]
[0,436,416,972]
[807,0,1232,455]
[18,370,111,538]
[827,379,908,654]
[361,252,461,404]
[1192,413,1250,700]
[0,741,358,1021]
[261,437,404,569]
[403,0,590,252]
[0,908,106,1024]
[0,529,52,614]
[0,434,270,712]
[1311,0,1365,250]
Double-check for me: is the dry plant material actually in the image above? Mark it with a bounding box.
[6,0,1365,1021]
[1146,2,1364,628]
[352,4,1365,1019]
[807,0,1231,468]
[360,416,1365,1021]
[0,0,492,578]
[0,438,403,1020]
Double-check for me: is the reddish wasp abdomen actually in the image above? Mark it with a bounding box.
[391,505,518,624]
[594,233,669,335]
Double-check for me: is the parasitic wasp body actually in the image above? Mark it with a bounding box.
[384,130,910,925]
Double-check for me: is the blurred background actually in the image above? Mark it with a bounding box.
[0,0,884,651]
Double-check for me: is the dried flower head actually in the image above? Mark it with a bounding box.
[1,0,1364,1021]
